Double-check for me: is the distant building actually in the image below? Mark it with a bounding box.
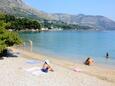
[41,28,48,31]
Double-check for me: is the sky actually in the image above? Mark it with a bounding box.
[24,0,115,21]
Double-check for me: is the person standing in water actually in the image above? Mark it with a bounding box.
[106,52,109,59]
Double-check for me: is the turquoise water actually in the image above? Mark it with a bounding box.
[19,31,115,67]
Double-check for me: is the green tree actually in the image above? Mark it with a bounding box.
[0,21,22,55]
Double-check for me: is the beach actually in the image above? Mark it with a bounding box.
[0,47,115,86]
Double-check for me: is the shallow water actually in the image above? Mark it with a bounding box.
[19,31,115,68]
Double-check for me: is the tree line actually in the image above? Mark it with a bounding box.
[0,12,41,31]
[43,20,91,30]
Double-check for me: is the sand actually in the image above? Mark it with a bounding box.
[0,47,115,86]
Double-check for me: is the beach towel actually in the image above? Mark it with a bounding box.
[26,60,42,64]
[32,70,46,76]
[25,67,41,72]
[73,67,82,72]
[25,67,47,76]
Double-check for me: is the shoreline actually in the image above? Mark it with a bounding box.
[34,50,115,70]
[19,45,115,70]
[11,46,115,83]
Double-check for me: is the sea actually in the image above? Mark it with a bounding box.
[19,31,115,68]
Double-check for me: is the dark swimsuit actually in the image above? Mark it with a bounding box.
[41,67,48,73]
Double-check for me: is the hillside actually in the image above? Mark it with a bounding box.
[0,0,54,20]
[0,0,115,30]
[52,13,115,30]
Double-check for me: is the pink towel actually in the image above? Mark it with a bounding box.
[73,67,82,72]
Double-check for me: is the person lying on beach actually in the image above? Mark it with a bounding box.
[84,57,94,66]
[41,59,54,73]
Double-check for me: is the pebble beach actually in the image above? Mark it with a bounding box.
[0,47,115,86]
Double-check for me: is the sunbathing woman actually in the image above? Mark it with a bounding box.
[84,57,94,66]
[41,60,54,73]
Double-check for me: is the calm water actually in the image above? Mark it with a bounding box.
[19,31,115,67]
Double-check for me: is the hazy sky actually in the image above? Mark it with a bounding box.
[24,0,115,21]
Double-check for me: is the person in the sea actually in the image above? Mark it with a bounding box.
[106,52,109,59]
[41,59,54,73]
[84,57,94,66]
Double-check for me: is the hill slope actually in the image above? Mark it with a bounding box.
[52,13,115,30]
[0,0,54,20]
[0,0,115,30]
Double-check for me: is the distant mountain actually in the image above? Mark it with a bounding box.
[52,13,115,30]
[0,0,115,30]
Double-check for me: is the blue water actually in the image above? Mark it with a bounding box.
[19,31,115,67]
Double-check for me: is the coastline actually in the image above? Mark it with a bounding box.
[0,46,115,86]
[12,46,115,83]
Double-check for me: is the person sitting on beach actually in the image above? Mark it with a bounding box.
[84,57,94,66]
[41,59,54,73]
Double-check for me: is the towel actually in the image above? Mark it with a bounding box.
[24,67,47,76]
[26,60,41,64]
[73,67,82,72]
[25,67,41,72]
[32,70,46,76]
